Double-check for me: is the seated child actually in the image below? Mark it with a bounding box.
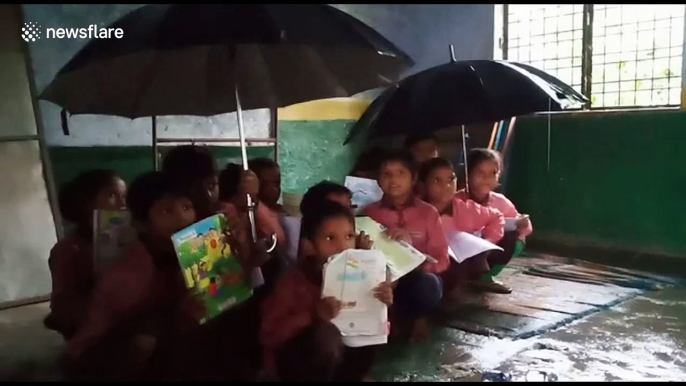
[417,157,505,298]
[63,171,203,381]
[260,201,393,382]
[46,169,126,339]
[163,147,272,380]
[248,157,283,214]
[363,150,449,341]
[456,148,534,294]
[404,132,440,164]
[297,181,373,258]
[219,162,286,248]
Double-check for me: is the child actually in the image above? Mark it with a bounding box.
[163,146,268,271]
[248,157,282,213]
[219,162,286,248]
[404,133,439,164]
[363,150,448,341]
[456,148,534,294]
[295,181,373,258]
[163,147,272,380]
[63,171,202,381]
[417,157,505,297]
[260,201,393,382]
[45,169,126,340]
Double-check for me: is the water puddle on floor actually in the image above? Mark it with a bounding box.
[376,287,686,382]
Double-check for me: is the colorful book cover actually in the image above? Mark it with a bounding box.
[171,214,252,324]
[93,210,137,277]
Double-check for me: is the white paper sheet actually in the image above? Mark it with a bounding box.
[344,176,383,214]
[446,231,503,264]
[322,249,387,340]
[280,215,302,264]
[355,217,426,281]
[504,218,518,232]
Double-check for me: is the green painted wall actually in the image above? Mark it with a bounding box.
[506,110,686,258]
[279,119,361,195]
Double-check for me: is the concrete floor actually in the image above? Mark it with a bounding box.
[1,285,685,382]
[372,286,686,382]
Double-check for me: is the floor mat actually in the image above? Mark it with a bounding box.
[441,255,674,339]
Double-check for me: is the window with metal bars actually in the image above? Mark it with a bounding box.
[504,4,685,109]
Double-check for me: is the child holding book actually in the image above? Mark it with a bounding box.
[45,169,126,340]
[456,149,533,294]
[261,201,393,381]
[363,150,448,341]
[63,171,204,381]
[417,157,505,298]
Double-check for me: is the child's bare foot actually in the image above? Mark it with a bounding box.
[410,318,430,342]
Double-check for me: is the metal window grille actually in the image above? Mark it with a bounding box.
[504,4,685,109]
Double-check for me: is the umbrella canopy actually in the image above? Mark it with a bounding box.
[344,59,588,143]
[40,4,414,118]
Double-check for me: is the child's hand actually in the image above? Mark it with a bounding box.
[515,215,530,232]
[316,296,342,322]
[384,228,412,244]
[131,334,157,363]
[356,231,374,250]
[373,281,394,306]
[181,291,207,323]
[237,170,260,204]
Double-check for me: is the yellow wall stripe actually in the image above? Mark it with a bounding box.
[681,89,686,110]
[278,98,371,121]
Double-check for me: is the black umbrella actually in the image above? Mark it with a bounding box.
[344,57,587,143]
[40,4,414,118]
[39,4,413,251]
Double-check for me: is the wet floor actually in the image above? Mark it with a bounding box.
[374,286,686,382]
[0,287,685,381]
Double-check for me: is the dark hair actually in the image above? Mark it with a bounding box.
[404,132,437,149]
[379,149,418,177]
[162,145,217,186]
[418,157,454,183]
[248,157,279,177]
[350,146,388,177]
[127,171,192,223]
[301,200,354,241]
[300,181,352,218]
[467,148,501,174]
[59,169,120,224]
[218,163,243,201]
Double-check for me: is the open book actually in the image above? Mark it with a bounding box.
[322,249,388,345]
[354,217,426,281]
[93,210,136,277]
[172,214,252,324]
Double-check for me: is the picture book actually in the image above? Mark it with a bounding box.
[172,214,252,324]
[93,209,137,277]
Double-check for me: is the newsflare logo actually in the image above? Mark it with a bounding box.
[21,22,124,43]
[21,22,41,42]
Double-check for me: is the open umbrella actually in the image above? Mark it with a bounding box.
[344,55,587,144]
[39,4,414,247]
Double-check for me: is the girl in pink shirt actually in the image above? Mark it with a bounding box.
[456,148,534,294]
[417,158,506,297]
[45,169,127,340]
[363,150,448,342]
